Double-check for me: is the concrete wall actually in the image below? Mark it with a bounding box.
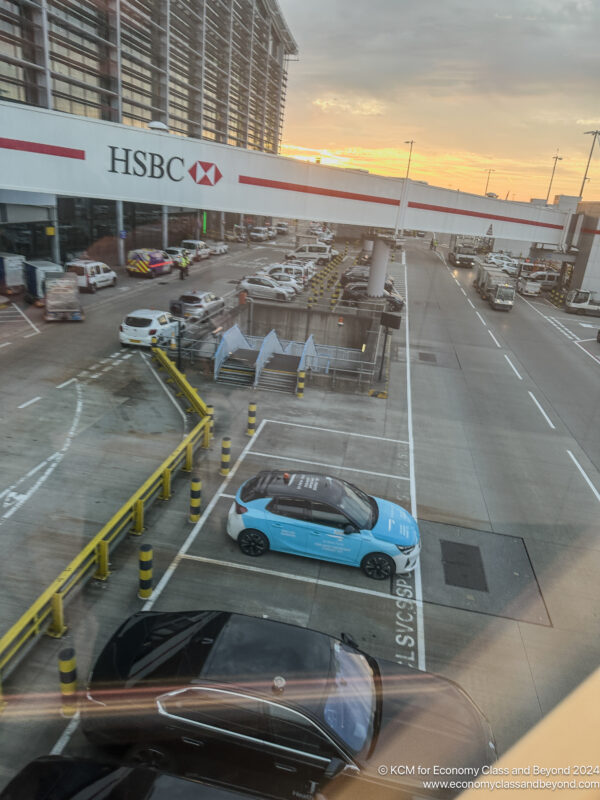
[246,300,377,349]
[572,216,600,293]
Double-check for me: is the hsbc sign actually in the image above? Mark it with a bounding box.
[108,146,222,186]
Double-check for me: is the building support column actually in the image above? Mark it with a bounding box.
[116,200,125,266]
[367,238,390,296]
[50,204,61,264]
[162,206,169,249]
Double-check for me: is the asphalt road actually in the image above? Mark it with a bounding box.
[0,236,599,791]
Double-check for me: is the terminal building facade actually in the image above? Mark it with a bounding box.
[0,0,297,261]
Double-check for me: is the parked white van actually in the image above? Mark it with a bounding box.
[65,259,117,292]
[286,243,338,264]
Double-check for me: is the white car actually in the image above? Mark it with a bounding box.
[65,259,117,292]
[209,241,229,255]
[266,226,277,239]
[239,275,294,301]
[119,308,184,347]
[180,239,211,260]
[286,258,317,278]
[164,246,190,266]
[249,227,269,241]
[264,272,303,293]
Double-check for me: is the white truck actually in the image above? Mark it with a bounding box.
[475,265,516,311]
[0,253,25,295]
[44,273,85,321]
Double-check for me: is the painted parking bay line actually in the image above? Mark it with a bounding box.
[180,554,419,606]
[248,451,410,482]
[17,396,41,409]
[263,419,409,445]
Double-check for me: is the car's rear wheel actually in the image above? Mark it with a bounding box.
[129,745,173,771]
[361,552,395,580]
[239,529,269,557]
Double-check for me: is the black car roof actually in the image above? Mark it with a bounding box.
[241,470,346,503]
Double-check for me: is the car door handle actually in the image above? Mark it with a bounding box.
[274,763,297,773]
[182,737,204,748]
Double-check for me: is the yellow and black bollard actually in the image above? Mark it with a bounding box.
[58,647,77,718]
[296,370,305,399]
[247,402,257,437]
[189,477,202,522]
[138,544,153,600]
[207,404,214,442]
[220,436,231,476]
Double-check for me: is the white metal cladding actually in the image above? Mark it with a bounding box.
[1,102,568,244]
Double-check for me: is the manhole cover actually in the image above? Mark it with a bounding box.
[418,352,436,363]
[441,540,488,592]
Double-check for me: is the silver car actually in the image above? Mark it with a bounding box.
[239,275,294,301]
[170,290,225,320]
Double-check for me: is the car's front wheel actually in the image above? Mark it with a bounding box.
[239,529,269,557]
[361,552,395,580]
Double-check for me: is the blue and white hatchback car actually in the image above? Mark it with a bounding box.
[227,471,420,580]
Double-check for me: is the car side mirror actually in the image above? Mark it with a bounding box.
[343,524,358,535]
[324,758,350,780]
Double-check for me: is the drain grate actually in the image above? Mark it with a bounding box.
[440,540,488,592]
[418,352,437,363]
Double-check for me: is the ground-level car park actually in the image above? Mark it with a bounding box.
[127,249,173,278]
[341,283,404,312]
[227,471,419,578]
[81,611,496,800]
[119,309,183,346]
[239,275,295,301]
[286,243,339,264]
[65,259,117,292]
[169,291,225,320]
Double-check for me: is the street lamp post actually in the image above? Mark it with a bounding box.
[579,130,600,198]
[545,152,563,204]
[484,169,495,195]
[404,140,415,180]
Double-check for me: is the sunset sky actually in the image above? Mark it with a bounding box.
[277,0,600,202]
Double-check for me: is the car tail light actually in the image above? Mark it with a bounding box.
[149,328,157,335]
[119,324,123,332]
[235,501,247,514]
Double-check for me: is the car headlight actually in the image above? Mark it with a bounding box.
[396,544,416,554]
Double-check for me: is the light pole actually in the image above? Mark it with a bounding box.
[484,169,495,195]
[404,140,415,179]
[579,130,600,198]
[545,152,563,204]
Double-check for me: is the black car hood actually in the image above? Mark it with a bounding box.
[364,659,495,782]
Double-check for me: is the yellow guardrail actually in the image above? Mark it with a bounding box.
[0,350,211,698]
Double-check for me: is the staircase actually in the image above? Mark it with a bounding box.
[216,348,257,386]
[256,353,300,393]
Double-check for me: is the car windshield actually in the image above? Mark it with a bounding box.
[322,642,376,757]
[124,316,151,327]
[338,481,373,529]
[497,287,514,300]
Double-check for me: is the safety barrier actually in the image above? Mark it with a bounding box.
[0,352,211,699]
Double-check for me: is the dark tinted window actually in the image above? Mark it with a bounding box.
[66,265,84,276]
[265,703,335,756]
[124,316,152,327]
[240,476,264,501]
[308,501,349,529]
[181,295,201,304]
[268,497,310,521]
[162,689,268,740]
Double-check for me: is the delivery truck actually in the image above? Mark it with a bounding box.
[44,273,84,321]
[23,260,64,304]
[0,253,25,295]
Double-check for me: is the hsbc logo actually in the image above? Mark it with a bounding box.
[188,161,222,185]
[108,146,222,186]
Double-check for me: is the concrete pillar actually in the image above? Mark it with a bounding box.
[116,200,125,267]
[162,206,169,249]
[219,211,225,240]
[50,204,61,264]
[367,238,390,296]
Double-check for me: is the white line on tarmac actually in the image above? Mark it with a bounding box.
[475,311,487,327]
[467,298,475,308]
[460,287,467,296]
[50,712,81,755]
[248,451,410,482]
[143,419,268,611]
[263,419,409,445]
[0,342,11,349]
[12,302,40,333]
[17,396,41,409]
[89,373,101,379]
[504,354,523,380]
[404,260,426,671]
[180,554,420,605]
[101,366,112,372]
[573,340,600,366]
[56,378,76,389]
[221,493,236,499]
[488,330,501,348]
[140,352,188,432]
[24,331,39,338]
[528,391,556,429]
[566,450,600,504]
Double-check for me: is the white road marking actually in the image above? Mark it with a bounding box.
[89,373,101,379]
[122,353,134,359]
[221,493,236,499]
[101,366,112,372]
[248,451,410,482]
[89,363,102,370]
[504,354,523,380]
[77,370,90,378]
[12,302,40,333]
[263,419,409,445]
[99,358,111,364]
[578,323,595,328]
[404,260,426,671]
[573,340,600,365]
[50,712,81,755]
[460,287,467,296]
[24,331,39,338]
[181,554,420,605]
[56,378,76,389]
[528,391,556,429]
[566,451,600,504]
[475,311,487,327]
[143,419,268,611]
[0,342,11,349]
[110,351,121,357]
[140,352,187,432]
[488,330,501,348]
[17,396,41,409]
[467,298,475,308]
